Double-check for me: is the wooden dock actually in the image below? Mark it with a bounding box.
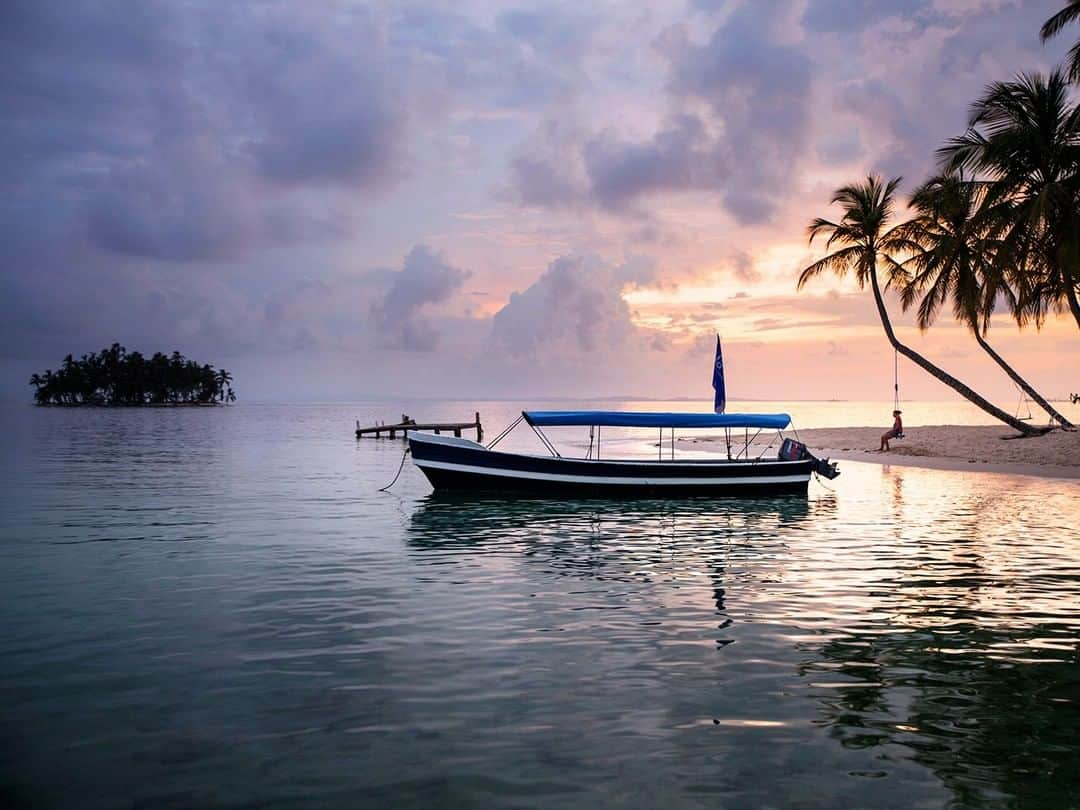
[356,412,483,441]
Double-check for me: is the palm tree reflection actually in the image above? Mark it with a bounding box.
[805,568,1080,804]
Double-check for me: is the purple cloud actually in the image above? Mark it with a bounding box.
[801,0,933,33]
[492,255,656,355]
[583,115,725,211]
[506,2,813,223]
[371,246,471,352]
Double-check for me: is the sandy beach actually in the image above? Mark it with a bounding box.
[793,424,1080,480]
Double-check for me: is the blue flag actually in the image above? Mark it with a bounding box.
[712,334,726,414]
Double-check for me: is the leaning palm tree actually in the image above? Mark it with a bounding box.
[1041,1,1080,83]
[939,71,1080,329]
[799,175,1045,436]
[900,172,1073,428]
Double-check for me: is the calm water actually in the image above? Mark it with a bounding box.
[1,401,1079,808]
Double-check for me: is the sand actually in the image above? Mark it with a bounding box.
[794,424,1080,480]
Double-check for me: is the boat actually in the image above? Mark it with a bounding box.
[408,410,838,497]
[407,337,837,497]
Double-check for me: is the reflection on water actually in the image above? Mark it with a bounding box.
[1,403,1079,807]
[804,466,1080,806]
[406,471,1080,807]
[409,493,820,550]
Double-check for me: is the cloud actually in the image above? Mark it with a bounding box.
[2,0,1075,404]
[491,255,658,355]
[583,115,726,211]
[669,4,813,223]
[801,0,933,33]
[730,250,762,284]
[495,5,597,65]
[505,2,813,223]
[390,3,592,108]
[85,123,257,262]
[371,246,471,351]
[244,7,407,190]
[508,121,588,207]
[0,3,432,265]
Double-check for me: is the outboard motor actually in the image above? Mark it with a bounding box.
[779,438,808,460]
[813,456,841,480]
[779,438,840,480]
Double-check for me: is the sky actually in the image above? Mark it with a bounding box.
[2,0,1078,403]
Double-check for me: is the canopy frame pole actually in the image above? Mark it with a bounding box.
[658,428,662,462]
[597,426,601,460]
[486,415,524,450]
[671,427,674,460]
[529,422,561,458]
[754,429,782,461]
[736,428,763,460]
[725,427,731,460]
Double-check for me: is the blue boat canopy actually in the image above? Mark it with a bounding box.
[522,410,791,429]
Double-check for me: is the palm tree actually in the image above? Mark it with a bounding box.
[939,71,1080,329]
[28,347,236,406]
[798,174,1045,436]
[215,369,233,403]
[1041,1,1080,83]
[900,173,1074,428]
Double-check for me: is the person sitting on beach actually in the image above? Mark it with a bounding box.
[879,410,903,451]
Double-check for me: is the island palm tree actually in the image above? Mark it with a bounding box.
[28,347,237,406]
[215,369,233,403]
[900,172,1073,428]
[939,71,1080,329]
[1041,1,1080,82]
[798,174,1044,436]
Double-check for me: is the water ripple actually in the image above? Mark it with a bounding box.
[0,403,1079,807]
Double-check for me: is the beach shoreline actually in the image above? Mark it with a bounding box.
[796,425,1080,480]
[688,424,1080,480]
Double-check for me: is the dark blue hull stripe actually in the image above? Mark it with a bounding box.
[408,434,813,494]
[416,465,809,496]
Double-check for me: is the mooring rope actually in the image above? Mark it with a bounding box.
[812,468,837,494]
[378,446,410,492]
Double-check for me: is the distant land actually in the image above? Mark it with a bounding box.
[29,344,235,406]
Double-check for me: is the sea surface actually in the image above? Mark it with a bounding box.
[2,400,1079,808]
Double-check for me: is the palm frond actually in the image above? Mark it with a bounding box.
[1041,1,1080,42]
[880,254,912,294]
[797,246,862,290]
[938,130,990,174]
[807,217,840,245]
[1068,38,1080,83]
[915,270,952,330]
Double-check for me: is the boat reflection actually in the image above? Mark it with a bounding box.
[408,493,824,551]
[407,493,833,653]
[406,493,834,596]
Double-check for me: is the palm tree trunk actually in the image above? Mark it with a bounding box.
[868,268,1046,436]
[1066,281,1080,328]
[973,330,1074,428]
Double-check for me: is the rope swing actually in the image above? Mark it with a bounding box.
[892,348,905,441]
[1013,382,1033,422]
[893,347,901,413]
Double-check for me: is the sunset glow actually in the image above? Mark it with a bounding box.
[1,0,1076,403]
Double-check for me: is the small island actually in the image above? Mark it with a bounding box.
[29,344,235,406]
